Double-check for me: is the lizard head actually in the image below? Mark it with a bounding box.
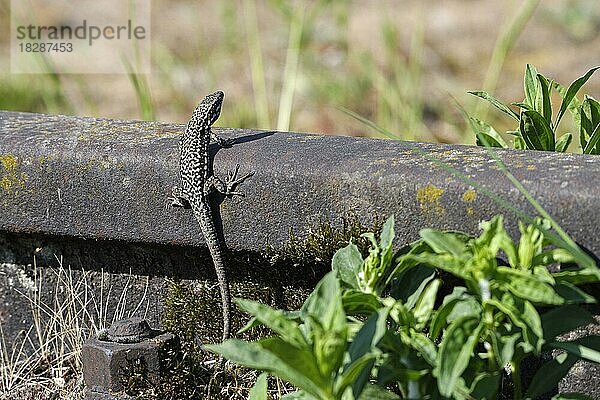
[193,90,224,128]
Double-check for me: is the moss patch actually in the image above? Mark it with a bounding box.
[268,211,384,270]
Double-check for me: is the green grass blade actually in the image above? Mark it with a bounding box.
[474,0,540,120]
[122,56,154,121]
[243,0,270,128]
[277,3,305,131]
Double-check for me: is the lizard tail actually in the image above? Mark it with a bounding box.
[192,204,231,342]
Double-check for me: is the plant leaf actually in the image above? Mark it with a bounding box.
[555,81,583,131]
[391,264,436,305]
[468,90,520,120]
[419,229,469,257]
[555,281,597,304]
[436,315,483,397]
[514,135,526,149]
[583,123,600,155]
[235,298,306,347]
[551,394,594,400]
[550,335,600,364]
[537,73,553,123]
[470,372,501,400]
[580,96,600,154]
[341,289,383,316]
[553,266,600,285]
[377,215,396,290]
[513,101,535,111]
[487,297,543,353]
[469,116,508,148]
[412,279,441,330]
[430,288,481,339]
[525,352,578,399]
[357,385,401,400]
[379,215,395,253]
[555,66,600,128]
[299,272,347,379]
[520,109,556,151]
[332,242,363,289]
[403,252,468,280]
[281,391,317,400]
[337,353,378,398]
[524,64,539,109]
[555,132,572,152]
[342,308,389,397]
[409,331,438,366]
[249,372,269,400]
[542,305,596,339]
[205,338,328,399]
[496,267,564,305]
[301,271,346,333]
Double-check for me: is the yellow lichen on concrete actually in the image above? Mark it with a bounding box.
[37,155,53,165]
[462,189,477,202]
[0,154,28,194]
[417,184,445,216]
[417,184,444,203]
[1,154,18,171]
[462,190,477,217]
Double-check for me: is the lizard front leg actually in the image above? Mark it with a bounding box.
[211,132,234,148]
[206,164,254,197]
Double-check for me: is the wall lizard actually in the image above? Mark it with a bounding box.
[168,90,253,342]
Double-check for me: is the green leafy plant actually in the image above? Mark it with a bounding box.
[208,215,599,399]
[400,216,599,398]
[468,64,600,153]
[206,270,393,400]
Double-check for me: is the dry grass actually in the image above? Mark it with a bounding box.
[0,259,290,399]
[0,257,149,399]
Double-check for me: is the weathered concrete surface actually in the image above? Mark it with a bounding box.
[1,110,600,255]
[1,111,599,397]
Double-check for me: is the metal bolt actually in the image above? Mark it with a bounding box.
[82,318,179,399]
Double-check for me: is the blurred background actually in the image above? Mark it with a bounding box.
[0,0,599,144]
